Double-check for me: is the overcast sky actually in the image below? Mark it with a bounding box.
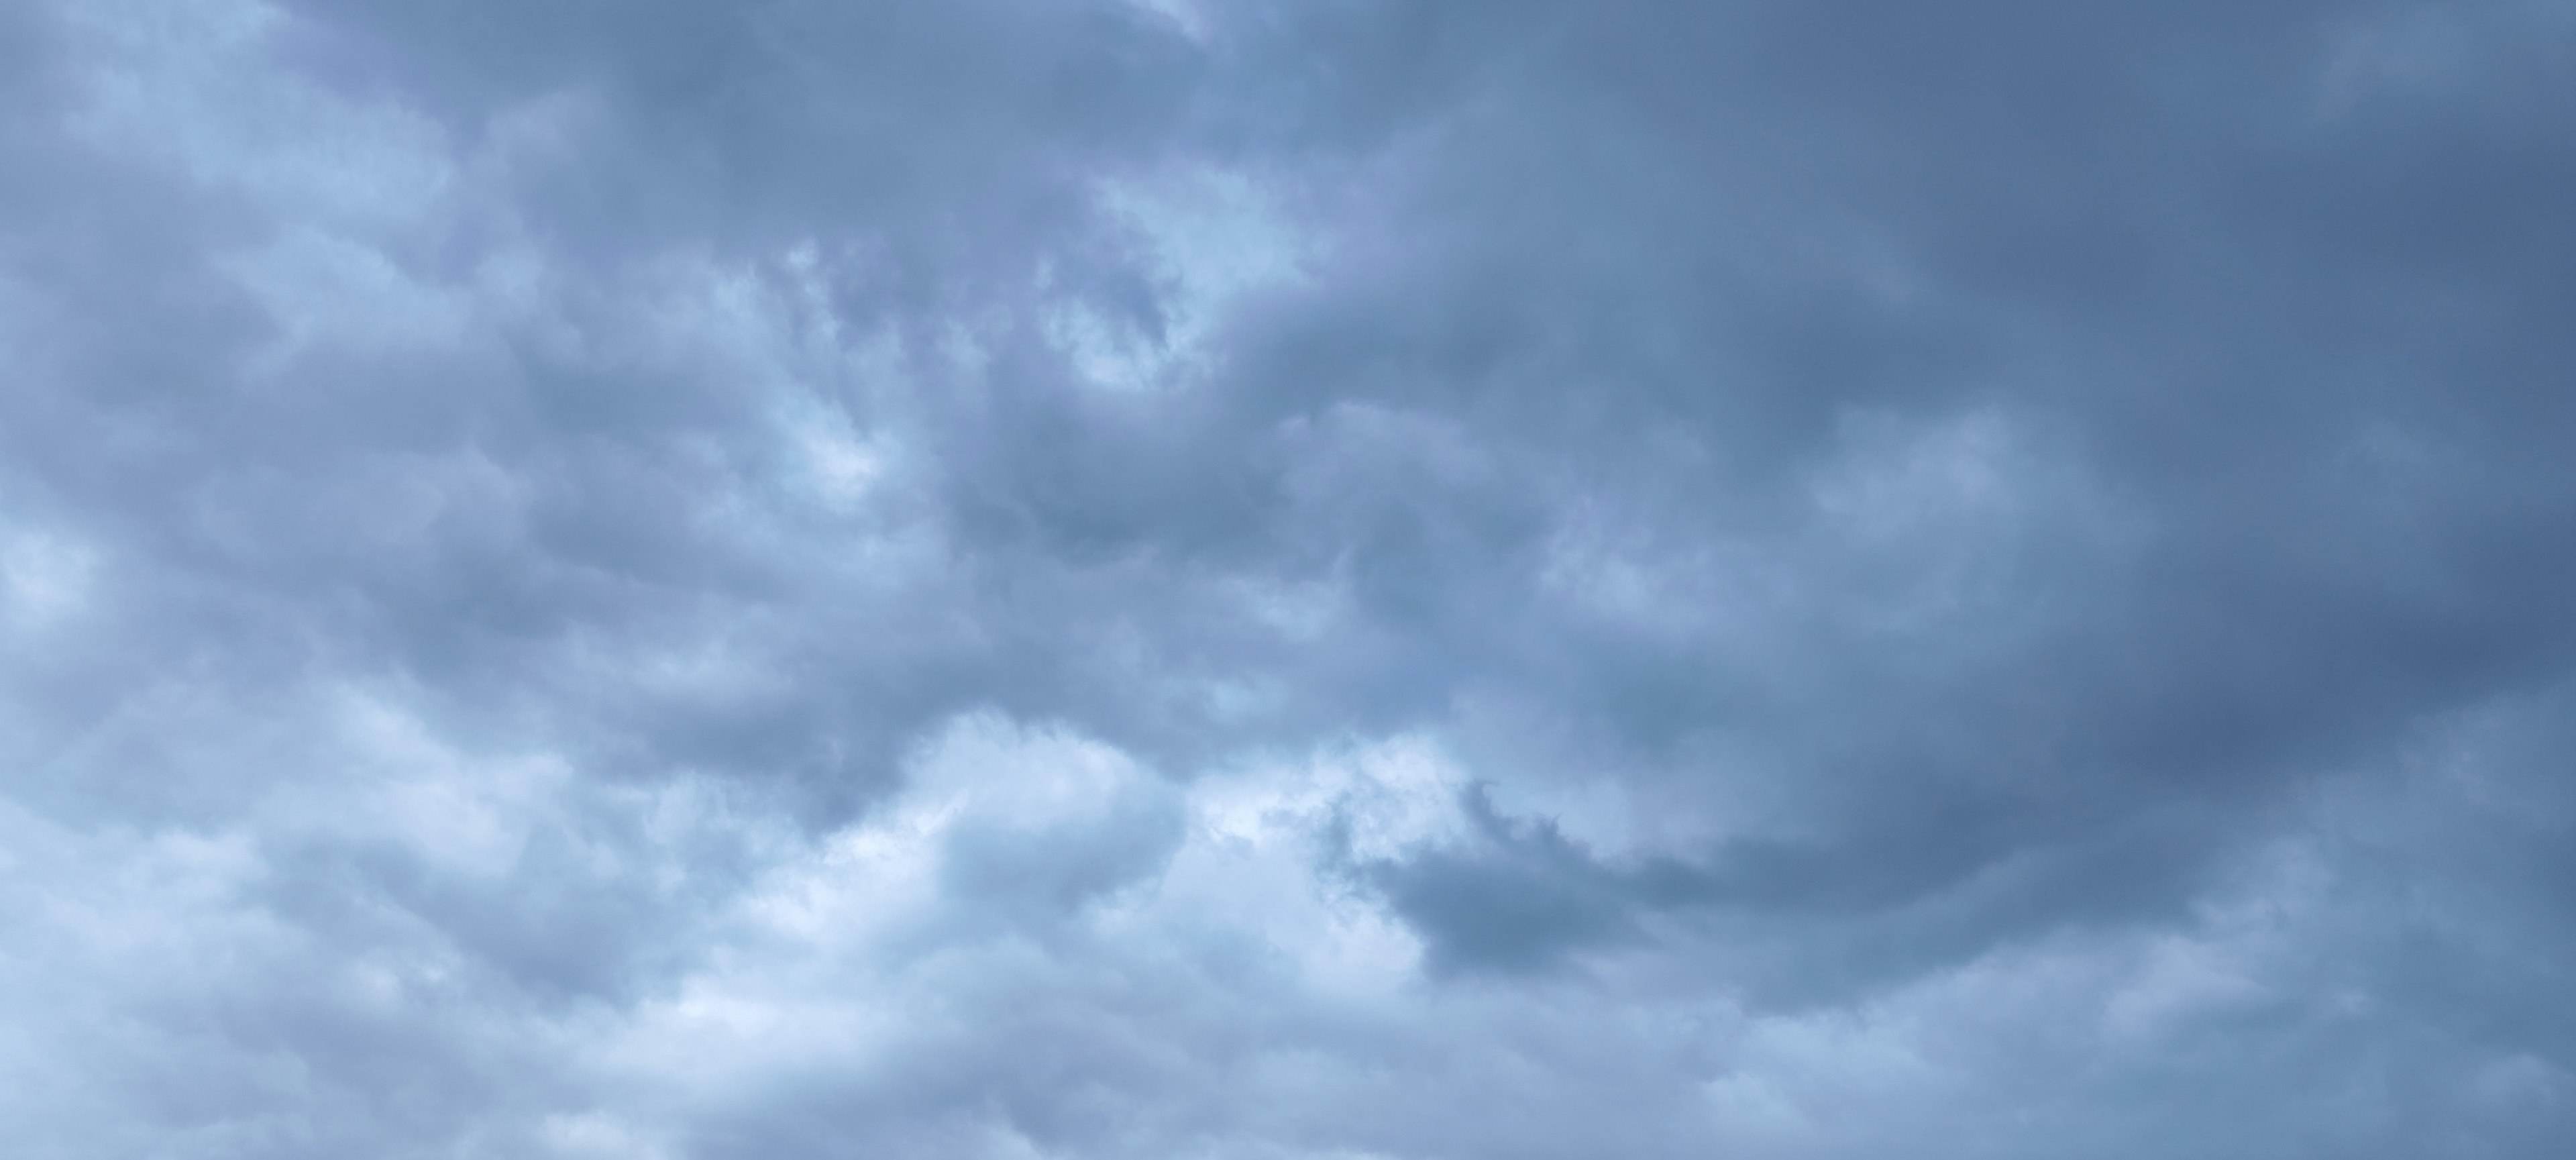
[3,1,2574,1157]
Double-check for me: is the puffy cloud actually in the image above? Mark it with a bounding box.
[3,0,2573,1155]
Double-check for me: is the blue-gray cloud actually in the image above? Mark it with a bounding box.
[3,1,2573,1157]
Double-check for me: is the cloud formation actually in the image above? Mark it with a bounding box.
[3,0,2573,1156]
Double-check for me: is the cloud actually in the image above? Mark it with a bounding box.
[3,0,2573,1156]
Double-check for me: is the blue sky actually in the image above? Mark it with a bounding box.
[3,1,2574,1157]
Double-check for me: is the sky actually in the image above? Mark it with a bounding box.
[2,1,2573,1157]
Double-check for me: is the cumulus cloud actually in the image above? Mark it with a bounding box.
[3,0,2573,1156]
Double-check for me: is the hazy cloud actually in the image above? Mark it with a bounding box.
[4,1,2573,1157]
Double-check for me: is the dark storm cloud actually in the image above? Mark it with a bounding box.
[1197,0,2576,986]
[3,0,2573,1157]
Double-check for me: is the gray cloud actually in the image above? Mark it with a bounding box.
[3,0,2573,1156]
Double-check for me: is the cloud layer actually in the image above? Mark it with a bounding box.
[3,1,2573,1156]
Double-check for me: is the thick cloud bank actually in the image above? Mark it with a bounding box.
[4,1,2574,1156]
